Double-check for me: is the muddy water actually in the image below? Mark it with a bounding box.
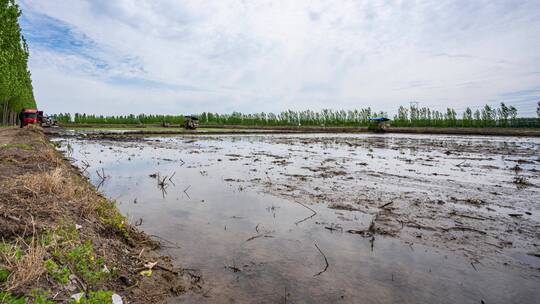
[57,133,540,304]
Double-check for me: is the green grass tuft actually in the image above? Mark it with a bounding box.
[0,143,32,150]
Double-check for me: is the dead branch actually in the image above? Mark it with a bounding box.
[456,160,466,167]
[96,168,107,181]
[245,231,274,242]
[295,201,317,225]
[183,185,191,199]
[314,243,329,276]
[148,234,181,249]
[379,201,394,209]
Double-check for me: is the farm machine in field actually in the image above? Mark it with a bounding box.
[183,115,199,130]
[368,117,390,132]
[37,111,58,127]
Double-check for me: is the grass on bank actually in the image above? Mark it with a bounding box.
[0,165,130,303]
[0,143,32,151]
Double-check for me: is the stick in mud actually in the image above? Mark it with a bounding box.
[379,201,394,209]
[295,201,317,225]
[314,243,329,276]
[456,160,467,167]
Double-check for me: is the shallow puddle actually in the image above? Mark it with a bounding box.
[56,133,540,303]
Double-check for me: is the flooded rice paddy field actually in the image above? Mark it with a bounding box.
[57,133,540,303]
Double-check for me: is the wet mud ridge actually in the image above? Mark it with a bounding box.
[246,135,540,266]
[0,128,200,303]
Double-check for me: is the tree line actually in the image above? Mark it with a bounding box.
[0,0,36,125]
[54,102,540,128]
[392,103,538,128]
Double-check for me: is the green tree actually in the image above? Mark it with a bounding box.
[497,102,509,126]
[463,107,473,127]
[0,0,35,124]
[481,105,495,127]
[508,106,517,126]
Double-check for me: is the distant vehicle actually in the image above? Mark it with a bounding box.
[18,109,57,128]
[368,117,390,132]
[183,115,199,130]
[19,109,38,127]
[37,111,58,127]
[368,117,390,122]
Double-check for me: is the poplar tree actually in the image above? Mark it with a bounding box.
[0,0,36,124]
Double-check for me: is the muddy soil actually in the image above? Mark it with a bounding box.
[57,133,540,304]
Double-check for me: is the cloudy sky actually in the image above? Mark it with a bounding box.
[19,0,540,116]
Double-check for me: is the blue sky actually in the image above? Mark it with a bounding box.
[18,0,540,116]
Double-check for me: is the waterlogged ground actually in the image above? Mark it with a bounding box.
[56,133,540,303]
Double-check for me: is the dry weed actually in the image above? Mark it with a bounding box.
[1,236,46,291]
[20,167,75,199]
[6,246,46,291]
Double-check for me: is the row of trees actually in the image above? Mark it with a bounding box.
[201,109,386,126]
[0,0,36,124]
[392,102,532,127]
[54,102,540,128]
[54,113,187,125]
[54,109,385,126]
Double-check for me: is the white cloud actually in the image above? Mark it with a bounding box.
[20,0,540,116]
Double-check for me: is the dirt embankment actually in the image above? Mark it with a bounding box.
[59,123,540,137]
[0,128,200,303]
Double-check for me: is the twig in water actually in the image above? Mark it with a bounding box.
[183,185,191,199]
[245,231,274,242]
[295,201,317,225]
[157,173,168,188]
[96,168,107,181]
[470,262,478,272]
[314,243,329,276]
[81,160,90,173]
[148,234,181,249]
